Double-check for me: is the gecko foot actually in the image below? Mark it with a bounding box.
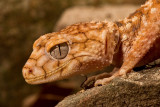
[81,73,112,89]
[94,76,116,86]
[94,71,122,86]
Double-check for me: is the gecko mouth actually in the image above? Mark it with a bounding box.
[24,55,92,83]
[25,59,72,83]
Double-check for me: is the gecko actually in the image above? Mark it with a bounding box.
[22,0,160,86]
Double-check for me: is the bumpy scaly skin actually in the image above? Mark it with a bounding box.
[23,0,160,85]
[23,22,119,84]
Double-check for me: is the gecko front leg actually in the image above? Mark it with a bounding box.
[82,67,119,88]
[95,0,160,86]
[95,34,160,86]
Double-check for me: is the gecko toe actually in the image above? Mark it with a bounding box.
[94,79,103,86]
[94,75,117,86]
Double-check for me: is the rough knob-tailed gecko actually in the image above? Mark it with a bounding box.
[22,0,160,86]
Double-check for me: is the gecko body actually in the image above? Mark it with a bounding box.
[23,0,160,85]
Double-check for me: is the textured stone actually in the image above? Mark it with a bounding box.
[54,5,139,31]
[56,67,160,107]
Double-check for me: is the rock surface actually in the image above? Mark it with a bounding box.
[54,5,139,31]
[56,67,160,107]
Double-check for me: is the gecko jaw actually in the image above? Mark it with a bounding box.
[23,59,72,84]
[23,54,94,84]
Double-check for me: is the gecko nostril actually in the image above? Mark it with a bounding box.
[28,69,33,74]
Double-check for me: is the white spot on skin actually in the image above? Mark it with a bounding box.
[41,35,47,39]
[122,45,128,54]
[151,8,157,14]
[121,34,128,41]
[142,15,148,26]
[97,21,102,25]
[124,18,129,23]
[132,16,138,22]
[107,22,114,33]
[103,19,108,23]
[90,20,96,23]
[99,56,102,59]
[120,26,124,31]
[142,0,153,7]
[101,30,107,43]
[133,51,140,58]
[92,45,96,48]
[126,23,131,30]
[58,34,61,38]
[144,7,149,11]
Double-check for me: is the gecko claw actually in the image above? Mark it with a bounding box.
[81,76,96,89]
[121,73,128,79]
[81,72,112,89]
[94,77,114,86]
[94,79,103,86]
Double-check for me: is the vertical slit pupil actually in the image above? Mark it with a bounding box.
[50,42,69,59]
[58,44,61,56]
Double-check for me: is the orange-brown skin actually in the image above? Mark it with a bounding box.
[22,0,160,86]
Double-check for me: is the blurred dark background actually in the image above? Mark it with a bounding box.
[0,0,145,107]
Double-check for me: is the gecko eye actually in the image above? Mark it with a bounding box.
[50,42,69,59]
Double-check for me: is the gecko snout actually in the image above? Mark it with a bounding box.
[22,67,31,80]
[22,63,46,84]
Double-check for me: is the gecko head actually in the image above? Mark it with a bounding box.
[22,22,117,84]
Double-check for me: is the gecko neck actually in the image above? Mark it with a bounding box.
[112,11,143,67]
